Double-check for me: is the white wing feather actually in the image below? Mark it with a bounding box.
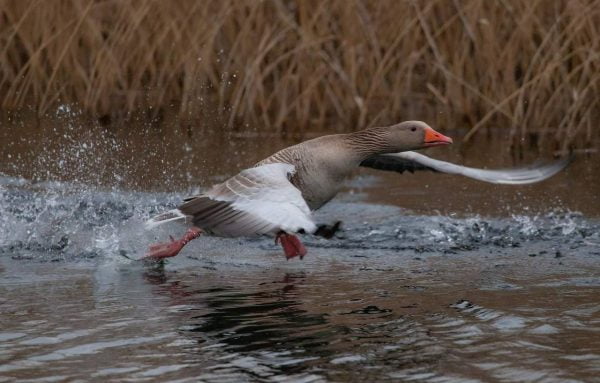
[147,163,316,237]
[382,151,569,184]
[208,163,316,235]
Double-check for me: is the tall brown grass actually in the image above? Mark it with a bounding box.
[0,0,598,148]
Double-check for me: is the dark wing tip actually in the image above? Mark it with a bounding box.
[360,155,436,174]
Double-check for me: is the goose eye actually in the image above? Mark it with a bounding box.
[411,127,416,132]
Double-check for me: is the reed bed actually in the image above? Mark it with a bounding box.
[0,0,598,147]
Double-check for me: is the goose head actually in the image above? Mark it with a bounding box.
[384,121,453,152]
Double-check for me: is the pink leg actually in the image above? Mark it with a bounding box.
[275,232,307,260]
[143,227,202,261]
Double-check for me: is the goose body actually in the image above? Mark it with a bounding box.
[257,134,362,210]
[145,121,568,260]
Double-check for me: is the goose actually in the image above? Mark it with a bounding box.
[144,121,568,260]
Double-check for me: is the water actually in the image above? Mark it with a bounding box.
[1,114,600,382]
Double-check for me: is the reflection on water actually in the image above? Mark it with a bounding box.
[1,251,600,382]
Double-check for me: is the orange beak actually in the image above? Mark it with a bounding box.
[424,127,453,147]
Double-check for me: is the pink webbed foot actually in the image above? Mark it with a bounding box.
[275,232,307,260]
[143,227,202,261]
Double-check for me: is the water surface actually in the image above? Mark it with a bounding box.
[1,115,599,382]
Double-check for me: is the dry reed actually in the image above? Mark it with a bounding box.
[0,0,598,148]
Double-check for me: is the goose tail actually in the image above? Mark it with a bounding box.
[145,209,187,229]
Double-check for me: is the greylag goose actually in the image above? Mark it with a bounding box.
[144,121,568,260]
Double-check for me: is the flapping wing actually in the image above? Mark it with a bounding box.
[360,151,570,185]
[177,163,316,237]
[359,153,434,174]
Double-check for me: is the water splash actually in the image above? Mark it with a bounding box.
[0,178,182,261]
[2,177,598,262]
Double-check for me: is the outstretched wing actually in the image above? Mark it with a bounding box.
[175,163,316,237]
[360,151,570,185]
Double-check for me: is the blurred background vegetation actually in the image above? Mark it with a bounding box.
[0,0,598,149]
